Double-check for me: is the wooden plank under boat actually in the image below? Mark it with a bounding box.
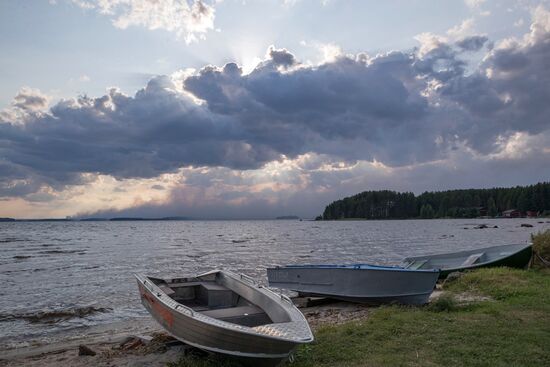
[267,264,440,305]
[400,243,533,279]
[135,270,313,366]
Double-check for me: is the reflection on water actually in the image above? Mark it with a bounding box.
[0,219,547,349]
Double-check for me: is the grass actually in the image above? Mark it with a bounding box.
[169,267,550,367]
[532,229,550,265]
[293,267,550,367]
[426,293,459,312]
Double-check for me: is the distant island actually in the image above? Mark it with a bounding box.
[1,216,192,222]
[276,215,300,220]
[108,216,190,221]
[318,182,550,220]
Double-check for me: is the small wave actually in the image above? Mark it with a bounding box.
[13,255,32,260]
[40,249,86,255]
[232,239,248,243]
[0,237,29,243]
[83,265,100,270]
[0,306,111,324]
[187,251,212,258]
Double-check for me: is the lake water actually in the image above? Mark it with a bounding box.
[0,219,547,351]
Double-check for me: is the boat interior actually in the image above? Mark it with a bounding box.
[149,276,274,327]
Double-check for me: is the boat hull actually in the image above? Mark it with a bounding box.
[402,243,533,279]
[136,272,311,367]
[267,266,439,305]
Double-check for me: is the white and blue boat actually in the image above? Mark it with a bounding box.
[267,264,440,305]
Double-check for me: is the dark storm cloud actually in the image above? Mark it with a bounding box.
[184,50,436,164]
[2,8,550,201]
[455,35,489,51]
[438,18,550,151]
[266,46,296,67]
[413,42,466,82]
[0,162,41,197]
[1,77,279,183]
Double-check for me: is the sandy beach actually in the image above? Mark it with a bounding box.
[0,299,372,367]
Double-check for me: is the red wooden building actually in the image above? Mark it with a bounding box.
[502,209,521,218]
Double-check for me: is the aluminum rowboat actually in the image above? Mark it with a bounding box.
[401,243,533,278]
[135,270,313,366]
[267,264,439,305]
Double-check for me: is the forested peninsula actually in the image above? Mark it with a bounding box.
[320,182,550,220]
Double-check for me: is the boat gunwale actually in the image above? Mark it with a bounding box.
[268,263,440,273]
[401,243,532,270]
[135,270,313,344]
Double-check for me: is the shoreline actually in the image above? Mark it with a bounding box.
[0,299,373,366]
[2,267,549,366]
[0,317,162,359]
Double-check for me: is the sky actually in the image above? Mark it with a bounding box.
[0,0,549,219]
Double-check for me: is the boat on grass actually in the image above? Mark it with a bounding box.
[401,243,533,279]
[135,270,313,366]
[267,264,439,305]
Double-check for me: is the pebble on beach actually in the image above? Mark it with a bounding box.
[78,345,96,356]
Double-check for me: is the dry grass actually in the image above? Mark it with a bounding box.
[532,229,550,265]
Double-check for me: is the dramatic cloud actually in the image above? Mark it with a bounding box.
[0,87,50,126]
[11,87,50,111]
[439,5,550,149]
[76,138,550,219]
[2,6,550,217]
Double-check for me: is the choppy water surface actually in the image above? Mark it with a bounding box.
[0,219,548,350]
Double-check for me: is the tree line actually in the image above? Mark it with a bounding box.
[320,182,550,220]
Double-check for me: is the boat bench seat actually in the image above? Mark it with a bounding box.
[201,305,272,327]
[167,281,237,308]
[200,282,231,291]
[167,281,204,288]
[201,305,264,319]
[461,253,484,266]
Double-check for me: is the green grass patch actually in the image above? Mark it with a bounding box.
[293,268,550,367]
[427,293,459,312]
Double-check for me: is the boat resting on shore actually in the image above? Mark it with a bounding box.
[401,243,533,279]
[135,270,313,366]
[267,264,440,305]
